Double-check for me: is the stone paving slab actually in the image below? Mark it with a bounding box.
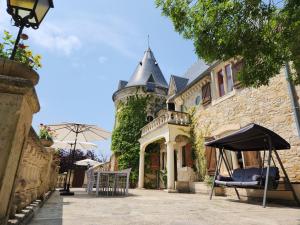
[28,188,300,225]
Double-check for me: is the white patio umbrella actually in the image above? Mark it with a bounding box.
[47,122,111,142]
[75,159,102,167]
[52,141,97,153]
[47,123,111,195]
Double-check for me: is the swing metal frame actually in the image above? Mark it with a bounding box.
[207,124,300,208]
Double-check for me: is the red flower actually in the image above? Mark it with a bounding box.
[18,43,26,49]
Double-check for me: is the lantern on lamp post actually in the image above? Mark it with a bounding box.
[6,0,54,60]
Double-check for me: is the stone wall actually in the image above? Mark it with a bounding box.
[190,69,300,182]
[9,128,59,218]
[113,86,167,116]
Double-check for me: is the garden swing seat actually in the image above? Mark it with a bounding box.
[215,166,280,189]
[205,123,300,207]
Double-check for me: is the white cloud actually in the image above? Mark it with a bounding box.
[98,56,108,64]
[0,2,142,58]
[28,23,81,56]
[53,13,143,58]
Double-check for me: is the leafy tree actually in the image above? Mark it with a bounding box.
[111,95,148,186]
[57,149,101,173]
[155,0,300,87]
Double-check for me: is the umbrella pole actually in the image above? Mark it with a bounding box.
[65,145,74,191]
[61,125,80,196]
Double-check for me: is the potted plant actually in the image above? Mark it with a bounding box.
[204,175,226,196]
[0,31,42,85]
[39,124,55,147]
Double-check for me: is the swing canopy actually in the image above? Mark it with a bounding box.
[205,123,290,151]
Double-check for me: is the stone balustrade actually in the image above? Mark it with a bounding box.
[9,128,59,218]
[141,110,190,136]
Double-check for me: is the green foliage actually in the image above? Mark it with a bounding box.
[160,169,167,187]
[204,174,213,186]
[39,124,55,141]
[155,0,300,87]
[111,95,148,186]
[188,107,211,181]
[0,30,42,70]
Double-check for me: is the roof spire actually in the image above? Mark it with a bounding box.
[147,34,150,49]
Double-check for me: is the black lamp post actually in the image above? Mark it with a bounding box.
[6,0,54,60]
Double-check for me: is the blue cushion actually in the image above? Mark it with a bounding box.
[217,175,233,181]
[232,167,279,182]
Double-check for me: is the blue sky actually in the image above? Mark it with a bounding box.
[0,1,198,158]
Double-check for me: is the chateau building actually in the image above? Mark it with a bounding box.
[113,48,300,200]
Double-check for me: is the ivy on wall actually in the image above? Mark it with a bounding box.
[188,107,212,181]
[111,95,149,186]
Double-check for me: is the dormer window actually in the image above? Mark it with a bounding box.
[146,74,155,92]
[148,74,155,83]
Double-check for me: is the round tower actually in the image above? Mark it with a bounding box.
[112,48,168,121]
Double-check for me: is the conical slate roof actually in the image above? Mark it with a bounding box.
[126,48,168,88]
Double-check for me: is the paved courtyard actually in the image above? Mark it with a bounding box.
[29,188,300,225]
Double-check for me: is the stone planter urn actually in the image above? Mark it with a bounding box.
[0,58,40,225]
[40,139,54,147]
[0,58,39,85]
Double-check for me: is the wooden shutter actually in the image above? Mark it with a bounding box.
[185,143,194,167]
[243,151,262,168]
[150,152,160,170]
[202,83,211,105]
[205,146,217,175]
[232,61,243,88]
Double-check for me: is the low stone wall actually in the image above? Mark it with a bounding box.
[9,128,59,218]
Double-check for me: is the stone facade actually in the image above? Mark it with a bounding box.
[173,62,300,184]
[138,57,300,200]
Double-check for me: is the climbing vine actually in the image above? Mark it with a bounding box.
[111,95,149,186]
[188,107,211,181]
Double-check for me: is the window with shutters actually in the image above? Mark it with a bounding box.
[201,83,211,105]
